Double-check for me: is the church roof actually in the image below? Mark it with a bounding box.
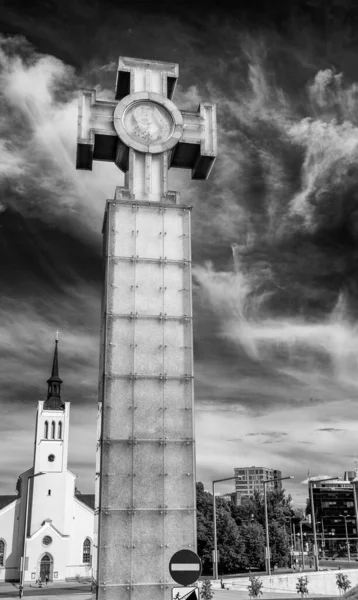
[0,495,18,510]
[44,338,65,410]
[76,494,95,510]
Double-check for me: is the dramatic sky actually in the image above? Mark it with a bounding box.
[2,0,358,506]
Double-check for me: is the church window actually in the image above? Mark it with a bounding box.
[42,536,52,546]
[58,421,62,439]
[51,421,55,439]
[0,540,4,566]
[83,538,91,563]
[44,421,49,439]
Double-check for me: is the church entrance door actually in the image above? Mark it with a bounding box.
[39,554,53,581]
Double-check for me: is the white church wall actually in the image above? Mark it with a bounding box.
[25,526,69,582]
[0,500,20,581]
[65,498,94,579]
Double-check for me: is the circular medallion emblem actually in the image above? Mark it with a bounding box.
[123,101,173,145]
[48,454,55,462]
[113,91,183,154]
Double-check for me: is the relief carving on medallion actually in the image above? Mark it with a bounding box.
[123,101,173,145]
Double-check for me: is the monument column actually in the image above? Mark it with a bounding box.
[76,56,217,600]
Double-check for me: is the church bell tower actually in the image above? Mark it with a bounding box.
[33,337,70,474]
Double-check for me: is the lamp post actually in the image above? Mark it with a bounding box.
[307,476,339,572]
[299,520,305,569]
[263,476,294,576]
[212,476,241,580]
[316,520,325,558]
[339,515,351,562]
[284,516,294,549]
[21,472,44,589]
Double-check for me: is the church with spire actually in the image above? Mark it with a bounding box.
[0,339,95,582]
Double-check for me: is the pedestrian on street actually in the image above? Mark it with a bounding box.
[18,584,23,598]
[45,574,49,586]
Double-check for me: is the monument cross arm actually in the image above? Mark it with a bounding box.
[76,56,217,200]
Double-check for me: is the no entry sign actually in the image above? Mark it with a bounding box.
[169,549,202,586]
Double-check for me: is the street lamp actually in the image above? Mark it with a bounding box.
[21,472,44,589]
[339,515,351,562]
[307,476,340,572]
[263,476,294,576]
[212,476,241,580]
[298,520,307,570]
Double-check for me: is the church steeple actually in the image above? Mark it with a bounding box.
[44,335,64,410]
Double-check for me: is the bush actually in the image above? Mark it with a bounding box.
[296,575,309,598]
[200,579,214,600]
[247,575,263,598]
[336,573,351,595]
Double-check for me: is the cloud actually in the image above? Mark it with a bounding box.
[316,428,346,432]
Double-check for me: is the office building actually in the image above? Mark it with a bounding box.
[234,466,283,504]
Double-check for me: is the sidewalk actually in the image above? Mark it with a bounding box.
[0,581,91,599]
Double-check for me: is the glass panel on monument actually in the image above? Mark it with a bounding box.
[163,320,192,376]
[134,262,163,315]
[103,378,133,440]
[131,586,166,600]
[164,443,195,508]
[132,443,164,508]
[108,261,135,314]
[163,263,191,317]
[132,379,163,439]
[163,379,193,438]
[107,317,134,375]
[112,205,136,257]
[133,319,163,375]
[100,441,133,509]
[95,588,131,600]
[131,510,164,582]
[100,511,131,584]
[163,510,196,566]
[135,206,163,258]
[163,208,190,261]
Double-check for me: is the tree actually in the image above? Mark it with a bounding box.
[336,572,351,595]
[196,482,246,575]
[296,575,309,598]
[268,520,290,568]
[247,575,263,598]
[239,523,265,570]
[200,579,214,600]
[196,483,214,574]
[216,503,246,573]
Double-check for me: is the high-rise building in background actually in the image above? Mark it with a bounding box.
[311,473,358,548]
[234,466,282,504]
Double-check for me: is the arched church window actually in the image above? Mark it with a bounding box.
[83,538,91,563]
[51,421,55,439]
[0,539,5,567]
[58,421,62,439]
[44,421,49,439]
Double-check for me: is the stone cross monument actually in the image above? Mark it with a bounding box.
[76,56,217,600]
